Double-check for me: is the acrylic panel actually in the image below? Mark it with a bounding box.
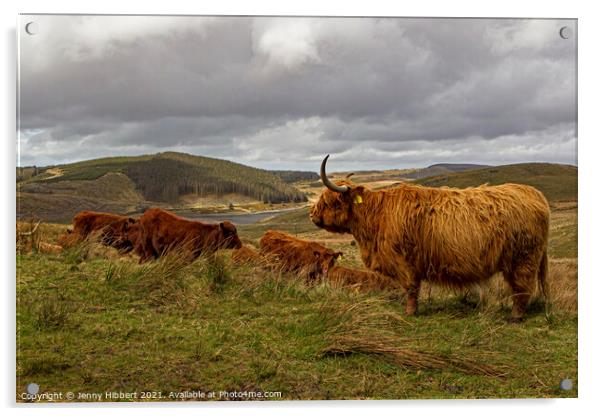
[16,15,577,402]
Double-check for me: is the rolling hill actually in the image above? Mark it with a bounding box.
[401,163,491,179]
[17,152,309,222]
[415,163,577,203]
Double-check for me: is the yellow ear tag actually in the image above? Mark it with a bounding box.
[354,195,363,204]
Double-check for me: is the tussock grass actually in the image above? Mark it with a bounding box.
[319,299,509,378]
[101,251,194,307]
[33,295,70,330]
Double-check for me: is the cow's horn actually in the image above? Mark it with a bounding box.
[320,155,350,193]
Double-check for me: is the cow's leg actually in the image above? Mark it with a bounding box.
[504,261,538,322]
[404,276,421,316]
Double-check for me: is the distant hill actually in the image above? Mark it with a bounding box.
[270,170,319,183]
[415,163,577,202]
[17,152,308,222]
[401,163,490,179]
[330,163,491,183]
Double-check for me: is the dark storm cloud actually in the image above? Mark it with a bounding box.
[18,15,577,170]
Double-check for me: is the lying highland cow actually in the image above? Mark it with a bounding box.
[59,211,138,252]
[311,155,550,321]
[231,244,263,266]
[327,265,402,292]
[136,208,242,262]
[259,230,342,280]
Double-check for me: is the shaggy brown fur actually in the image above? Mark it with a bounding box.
[231,245,263,265]
[259,230,342,281]
[39,242,63,255]
[311,178,550,320]
[57,229,77,248]
[135,208,242,262]
[327,266,403,292]
[64,211,138,252]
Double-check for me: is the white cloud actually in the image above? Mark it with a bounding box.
[252,18,321,71]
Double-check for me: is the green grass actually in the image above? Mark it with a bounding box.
[16,249,577,402]
[238,207,317,240]
[16,190,578,402]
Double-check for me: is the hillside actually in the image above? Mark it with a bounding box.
[329,163,491,184]
[402,163,490,179]
[17,152,309,222]
[415,163,577,203]
[271,170,319,183]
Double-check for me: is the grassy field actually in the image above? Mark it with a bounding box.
[16,201,577,402]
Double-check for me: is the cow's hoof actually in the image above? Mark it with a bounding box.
[507,316,524,324]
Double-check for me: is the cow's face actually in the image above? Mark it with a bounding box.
[121,220,141,249]
[310,155,367,234]
[113,217,138,251]
[219,221,243,249]
[313,248,343,275]
[57,228,75,248]
[310,183,366,234]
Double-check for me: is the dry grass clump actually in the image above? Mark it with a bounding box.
[16,219,42,254]
[546,259,577,313]
[103,251,193,307]
[416,259,577,315]
[319,298,509,377]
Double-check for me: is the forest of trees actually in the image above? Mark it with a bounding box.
[123,153,307,204]
[270,170,319,183]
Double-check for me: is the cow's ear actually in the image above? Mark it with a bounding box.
[349,186,366,205]
[220,221,236,234]
[128,217,136,224]
[313,250,321,258]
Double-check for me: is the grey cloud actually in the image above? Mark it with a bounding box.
[18,15,577,170]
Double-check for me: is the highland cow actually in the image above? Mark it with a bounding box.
[327,265,402,292]
[63,211,138,252]
[259,230,342,280]
[57,229,77,248]
[311,155,550,321]
[136,208,242,262]
[231,245,263,266]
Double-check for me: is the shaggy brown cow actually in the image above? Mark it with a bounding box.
[231,245,263,265]
[121,220,142,253]
[136,208,242,262]
[327,266,402,292]
[57,229,77,248]
[311,155,550,321]
[259,230,342,280]
[62,211,138,252]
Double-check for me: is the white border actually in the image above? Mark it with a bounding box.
[3,1,600,415]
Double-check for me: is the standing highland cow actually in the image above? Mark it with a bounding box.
[311,155,550,321]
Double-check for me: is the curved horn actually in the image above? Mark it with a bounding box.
[320,155,350,193]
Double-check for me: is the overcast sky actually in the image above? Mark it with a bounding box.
[18,15,577,171]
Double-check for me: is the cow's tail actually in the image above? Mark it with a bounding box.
[538,249,549,311]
